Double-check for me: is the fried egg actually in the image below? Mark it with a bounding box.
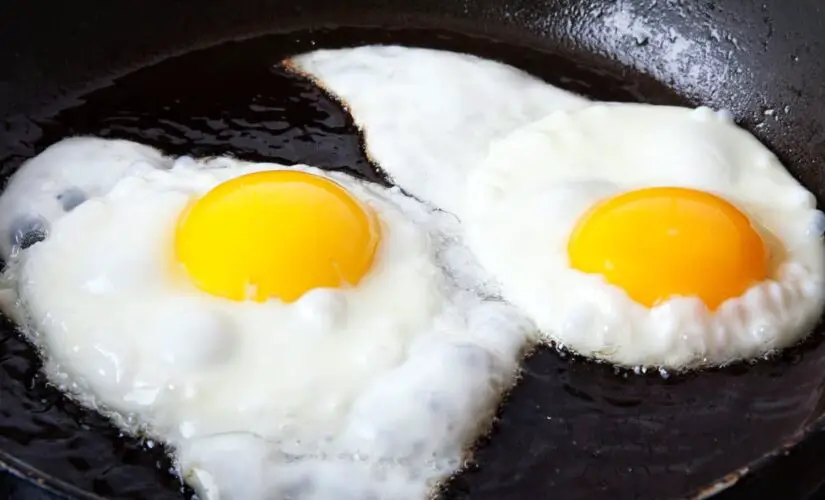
[0,139,534,500]
[287,45,589,215]
[464,103,825,370]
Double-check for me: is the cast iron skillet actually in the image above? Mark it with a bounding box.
[1,0,825,499]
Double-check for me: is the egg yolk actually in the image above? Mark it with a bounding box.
[175,170,381,303]
[567,187,769,310]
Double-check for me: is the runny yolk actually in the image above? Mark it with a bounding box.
[567,187,769,310]
[174,170,381,303]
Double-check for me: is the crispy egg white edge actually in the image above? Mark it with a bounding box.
[286,45,591,216]
[464,102,825,370]
[3,147,535,500]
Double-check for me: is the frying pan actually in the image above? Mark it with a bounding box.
[1,0,824,498]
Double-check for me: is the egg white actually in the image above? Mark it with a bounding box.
[0,140,534,500]
[464,103,825,370]
[287,45,589,215]
[0,137,170,260]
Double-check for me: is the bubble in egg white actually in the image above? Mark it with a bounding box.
[174,155,198,169]
[295,289,350,335]
[808,210,825,238]
[56,187,87,212]
[9,214,49,250]
[151,299,235,369]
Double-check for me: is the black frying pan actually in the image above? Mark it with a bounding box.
[1,0,825,499]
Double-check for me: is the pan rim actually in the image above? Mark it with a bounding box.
[0,447,103,499]
[682,411,825,500]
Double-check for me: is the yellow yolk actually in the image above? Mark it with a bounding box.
[175,170,381,303]
[567,187,769,310]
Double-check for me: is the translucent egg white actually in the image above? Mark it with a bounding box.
[288,45,589,215]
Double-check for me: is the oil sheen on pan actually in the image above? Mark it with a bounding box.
[0,27,823,500]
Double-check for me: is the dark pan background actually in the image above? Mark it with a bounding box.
[1,1,825,499]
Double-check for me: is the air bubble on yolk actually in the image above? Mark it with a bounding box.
[567,187,769,310]
[175,170,381,303]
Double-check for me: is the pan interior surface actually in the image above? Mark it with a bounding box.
[0,16,824,500]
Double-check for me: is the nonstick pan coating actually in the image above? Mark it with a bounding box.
[1,0,825,499]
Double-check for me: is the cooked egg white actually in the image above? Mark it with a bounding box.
[287,45,589,215]
[0,137,170,260]
[464,103,825,370]
[0,139,534,500]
